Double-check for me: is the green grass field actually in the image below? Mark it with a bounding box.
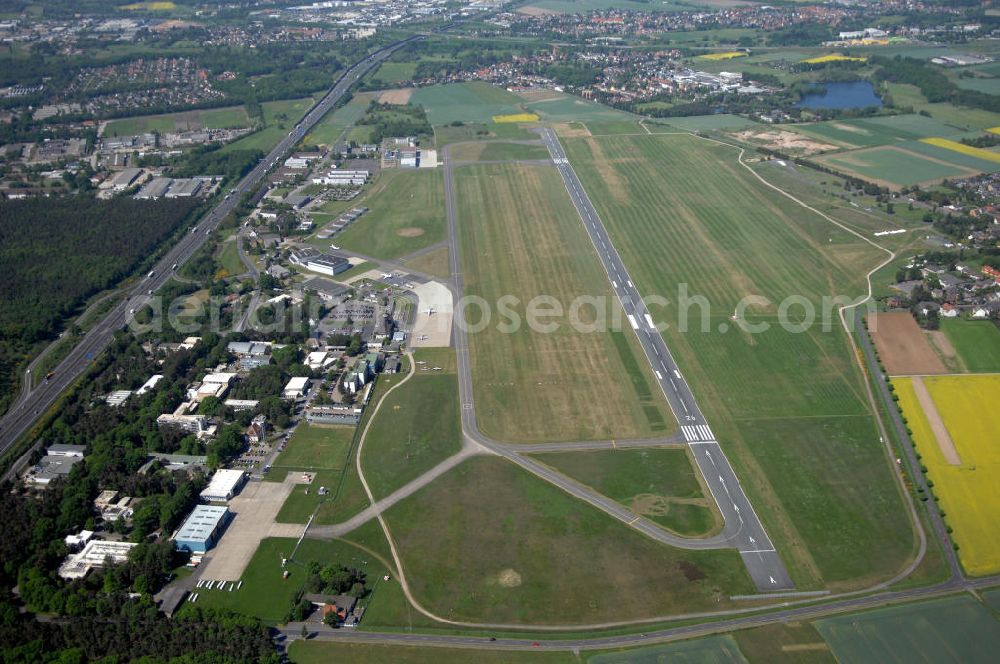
[532,449,717,537]
[327,170,445,261]
[374,61,417,84]
[214,236,244,278]
[940,318,1000,372]
[657,114,758,132]
[274,423,355,470]
[564,133,913,589]
[789,114,965,149]
[221,97,315,155]
[589,635,748,663]
[383,456,753,624]
[433,121,536,148]
[405,245,450,278]
[179,537,384,623]
[449,141,550,162]
[814,595,1000,663]
[104,105,250,136]
[411,82,525,124]
[733,621,836,664]
[524,95,635,124]
[455,161,674,443]
[361,350,461,500]
[885,83,1000,131]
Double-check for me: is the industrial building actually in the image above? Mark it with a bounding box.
[58,539,138,580]
[173,505,231,553]
[25,445,86,486]
[199,468,247,502]
[284,376,310,400]
[305,254,351,276]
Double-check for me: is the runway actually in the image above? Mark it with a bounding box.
[537,127,794,591]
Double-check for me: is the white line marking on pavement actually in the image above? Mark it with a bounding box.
[627,314,639,330]
[655,370,663,380]
[644,313,656,329]
[740,549,777,554]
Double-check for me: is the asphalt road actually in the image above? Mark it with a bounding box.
[537,127,794,591]
[0,36,420,462]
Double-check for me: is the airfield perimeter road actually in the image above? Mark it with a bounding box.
[0,36,420,465]
[536,128,794,591]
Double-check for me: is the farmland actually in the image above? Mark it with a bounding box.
[103,105,250,136]
[382,456,754,624]
[940,318,1000,372]
[411,82,525,124]
[893,375,1000,575]
[454,161,674,443]
[815,145,976,188]
[289,642,576,664]
[814,595,1000,663]
[328,169,446,261]
[563,133,913,588]
[360,349,461,500]
[531,448,719,537]
[589,636,747,663]
[220,97,315,155]
[868,311,947,376]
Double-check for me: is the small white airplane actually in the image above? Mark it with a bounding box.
[416,360,427,365]
[423,307,435,315]
[431,367,442,371]
[381,272,393,279]
[418,335,428,341]
[330,245,341,250]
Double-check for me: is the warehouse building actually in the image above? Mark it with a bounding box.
[199,468,247,502]
[283,376,310,400]
[173,505,231,553]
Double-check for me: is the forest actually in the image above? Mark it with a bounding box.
[0,196,199,415]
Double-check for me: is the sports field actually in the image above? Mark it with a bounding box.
[940,318,1000,372]
[361,349,461,500]
[814,595,1000,663]
[532,448,718,536]
[383,456,753,624]
[893,375,1000,575]
[564,133,913,588]
[411,82,524,124]
[455,161,674,443]
[104,105,250,136]
[330,170,446,261]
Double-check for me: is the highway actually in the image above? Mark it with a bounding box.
[537,127,794,591]
[0,36,420,463]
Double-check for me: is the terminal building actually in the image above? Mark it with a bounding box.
[173,505,231,553]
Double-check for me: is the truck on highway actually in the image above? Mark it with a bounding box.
[147,270,155,278]
[171,263,178,270]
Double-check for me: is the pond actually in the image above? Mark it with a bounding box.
[796,80,883,110]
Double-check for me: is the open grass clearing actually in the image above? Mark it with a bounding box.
[301,93,373,148]
[274,422,354,471]
[658,113,757,132]
[455,161,674,444]
[564,133,913,589]
[104,105,250,136]
[449,141,550,163]
[531,448,718,537]
[815,144,978,188]
[403,244,450,279]
[885,83,1000,131]
[383,456,754,624]
[325,169,446,261]
[524,94,635,124]
[361,349,461,500]
[814,594,1000,664]
[433,121,535,148]
[733,621,835,664]
[214,236,244,279]
[290,642,577,663]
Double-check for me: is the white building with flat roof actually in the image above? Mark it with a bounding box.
[200,469,247,502]
[283,376,310,400]
[59,539,137,580]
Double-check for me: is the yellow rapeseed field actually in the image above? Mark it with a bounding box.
[120,1,177,9]
[801,54,867,64]
[987,126,1000,136]
[697,51,747,61]
[492,113,540,123]
[894,375,1000,575]
[920,137,1000,164]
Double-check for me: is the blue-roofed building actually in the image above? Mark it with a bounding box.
[173,505,231,553]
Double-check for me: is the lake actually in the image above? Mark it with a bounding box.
[796,80,883,110]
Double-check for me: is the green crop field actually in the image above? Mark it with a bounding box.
[274,423,354,471]
[433,121,536,148]
[588,635,748,663]
[411,82,524,124]
[984,587,1000,612]
[733,621,836,664]
[564,133,914,589]
[373,61,417,84]
[328,169,446,261]
[383,456,753,624]
[941,318,1000,372]
[104,105,250,136]
[884,83,1000,131]
[301,93,373,148]
[587,119,643,135]
[221,97,315,155]
[361,351,461,500]
[532,448,718,537]
[789,114,964,149]
[955,76,1000,96]
[455,161,674,443]
[524,95,635,124]
[814,595,1000,663]
[817,145,975,187]
[289,642,577,663]
[180,537,385,623]
[658,114,758,132]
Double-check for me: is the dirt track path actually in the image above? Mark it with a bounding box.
[910,376,961,465]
